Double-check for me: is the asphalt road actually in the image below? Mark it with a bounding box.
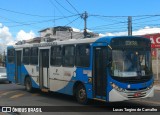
[0,82,160,115]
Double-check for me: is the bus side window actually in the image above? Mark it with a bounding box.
[8,49,15,63]
[30,47,38,65]
[76,44,90,67]
[63,45,75,67]
[23,48,30,65]
[50,46,62,66]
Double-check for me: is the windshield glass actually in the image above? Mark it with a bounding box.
[110,50,152,77]
[0,68,6,73]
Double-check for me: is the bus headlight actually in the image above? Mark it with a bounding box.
[110,82,125,92]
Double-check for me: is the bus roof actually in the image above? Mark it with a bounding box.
[7,36,148,49]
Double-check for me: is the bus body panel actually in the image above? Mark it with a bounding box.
[7,63,15,82]
[49,66,76,93]
[24,65,39,86]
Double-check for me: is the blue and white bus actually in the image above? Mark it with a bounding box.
[6,36,154,104]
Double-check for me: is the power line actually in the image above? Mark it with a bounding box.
[89,21,127,29]
[2,3,160,35]
[90,14,128,18]
[88,14,160,34]
[133,18,160,25]
[91,15,125,23]
[65,17,80,26]
[65,0,80,14]
[93,29,128,33]
[49,0,71,23]
[0,7,55,18]
[132,16,153,21]
[76,19,83,29]
[89,26,127,31]
[54,0,75,14]
[0,14,78,27]
[90,14,160,17]
[132,14,160,17]
[0,15,41,29]
[88,25,127,34]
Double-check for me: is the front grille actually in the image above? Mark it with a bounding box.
[122,88,149,98]
[126,87,147,91]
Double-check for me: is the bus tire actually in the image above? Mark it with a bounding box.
[76,84,88,104]
[8,81,12,84]
[25,77,33,92]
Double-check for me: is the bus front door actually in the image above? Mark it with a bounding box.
[15,51,22,83]
[39,49,49,89]
[93,47,107,100]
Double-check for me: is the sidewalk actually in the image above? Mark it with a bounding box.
[154,85,160,90]
[154,80,160,91]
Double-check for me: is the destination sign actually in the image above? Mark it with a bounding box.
[110,37,151,49]
[125,41,138,46]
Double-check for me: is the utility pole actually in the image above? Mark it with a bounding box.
[81,11,88,38]
[128,16,132,36]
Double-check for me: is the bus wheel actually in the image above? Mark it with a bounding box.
[76,84,88,104]
[25,77,32,92]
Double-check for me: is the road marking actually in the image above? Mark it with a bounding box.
[10,93,25,99]
[1,91,16,96]
[32,93,39,96]
[135,100,160,105]
[0,91,5,94]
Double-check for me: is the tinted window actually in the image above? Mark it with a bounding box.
[30,47,38,65]
[23,48,30,64]
[76,44,90,67]
[51,46,62,66]
[7,49,15,63]
[63,45,75,67]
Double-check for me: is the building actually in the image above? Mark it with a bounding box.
[25,37,41,43]
[39,26,99,42]
[15,37,41,45]
[141,33,160,58]
[141,33,160,81]
[15,26,99,45]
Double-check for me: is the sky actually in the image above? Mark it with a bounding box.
[1,0,160,52]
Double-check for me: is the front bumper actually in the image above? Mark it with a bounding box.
[0,77,8,82]
[109,87,154,102]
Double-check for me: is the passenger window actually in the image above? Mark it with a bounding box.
[63,45,75,67]
[30,47,38,65]
[50,46,62,66]
[7,49,15,63]
[23,48,30,64]
[76,44,90,67]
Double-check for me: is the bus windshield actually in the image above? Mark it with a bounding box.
[110,49,152,77]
